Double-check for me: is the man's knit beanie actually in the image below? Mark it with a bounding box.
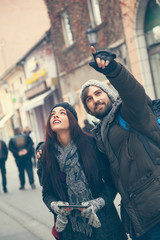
[80,79,117,113]
[50,102,78,121]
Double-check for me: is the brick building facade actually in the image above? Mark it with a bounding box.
[44,0,127,124]
[44,0,160,125]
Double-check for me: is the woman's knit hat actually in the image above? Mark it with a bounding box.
[50,102,78,120]
[80,79,117,113]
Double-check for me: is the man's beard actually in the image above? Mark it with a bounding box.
[93,101,112,119]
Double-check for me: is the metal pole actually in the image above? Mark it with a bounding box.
[50,40,63,102]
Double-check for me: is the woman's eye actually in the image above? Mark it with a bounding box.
[96,91,101,95]
[60,112,66,115]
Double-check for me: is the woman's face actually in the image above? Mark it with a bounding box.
[50,107,70,133]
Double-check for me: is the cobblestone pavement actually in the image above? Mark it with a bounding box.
[0,153,130,240]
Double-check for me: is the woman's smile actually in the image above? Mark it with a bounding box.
[53,119,61,124]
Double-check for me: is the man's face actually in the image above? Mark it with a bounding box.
[85,86,112,119]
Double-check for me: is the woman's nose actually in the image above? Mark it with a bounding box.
[53,113,59,118]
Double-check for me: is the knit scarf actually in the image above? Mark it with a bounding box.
[56,141,93,236]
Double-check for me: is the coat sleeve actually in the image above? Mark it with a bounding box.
[106,63,150,126]
[25,135,34,152]
[36,143,59,214]
[97,150,117,206]
[37,158,59,213]
[8,139,18,157]
[42,175,58,213]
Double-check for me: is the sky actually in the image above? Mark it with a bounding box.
[0,0,51,76]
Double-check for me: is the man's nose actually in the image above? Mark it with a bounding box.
[92,95,100,103]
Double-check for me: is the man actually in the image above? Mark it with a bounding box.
[80,46,160,240]
[24,126,36,167]
[0,139,8,193]
[9,128,36,190]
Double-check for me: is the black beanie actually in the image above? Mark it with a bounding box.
[50,102,78,121]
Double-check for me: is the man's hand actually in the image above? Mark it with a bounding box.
[89,46,117,75]
[36,149,42,159]
[91,46,113,69]
[18,149,28,156]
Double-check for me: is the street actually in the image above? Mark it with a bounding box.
[0,153,55,240]
[0,153,130,240]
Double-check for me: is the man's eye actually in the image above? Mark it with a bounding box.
[86,97,92,102]
[96,91,101,95]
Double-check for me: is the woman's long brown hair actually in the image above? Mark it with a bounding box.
[43,109,102,200]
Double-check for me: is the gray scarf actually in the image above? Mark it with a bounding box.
[56,141,93,236]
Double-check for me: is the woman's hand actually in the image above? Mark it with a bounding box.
[55,214,68,232]
[81,197,105,216]
[51,201,71,232]
[80,197,105,228]
[50,201,71,216]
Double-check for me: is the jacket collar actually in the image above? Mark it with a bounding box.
[91,98,122,152]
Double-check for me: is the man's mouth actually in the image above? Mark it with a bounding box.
[95,103,103,110]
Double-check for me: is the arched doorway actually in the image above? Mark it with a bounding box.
[135,0,160,99]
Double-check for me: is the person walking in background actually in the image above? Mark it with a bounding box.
[82,119,94,133]
[9,128,36,190]
[0,139,8,193]
[24,126,36,168]
[37,102,127,240]
[80,46,160,240]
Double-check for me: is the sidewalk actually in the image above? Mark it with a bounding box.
[0,153,130,240]
[0,197,53,240]
[0,153,55,240]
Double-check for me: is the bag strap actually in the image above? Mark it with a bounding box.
[118,113,160,165]
[118,114,160,129]
[118,114,130,130]
[130,128,160,165]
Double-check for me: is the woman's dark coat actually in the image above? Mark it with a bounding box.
[37,136,127,240]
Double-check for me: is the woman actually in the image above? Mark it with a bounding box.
[37,102,127,240]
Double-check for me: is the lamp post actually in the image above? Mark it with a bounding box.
[85,25,97,46]
[44,32,63,102]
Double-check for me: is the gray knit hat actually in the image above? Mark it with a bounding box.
[80,79,117,113]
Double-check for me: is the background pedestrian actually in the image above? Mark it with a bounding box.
[9,128,36,190]
[0,139,8,193]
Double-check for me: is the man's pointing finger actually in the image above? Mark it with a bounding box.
[90,46,96,54]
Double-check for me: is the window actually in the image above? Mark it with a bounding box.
[145,1,160,98]
[61,11,73,47]
[87,0,102,27]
